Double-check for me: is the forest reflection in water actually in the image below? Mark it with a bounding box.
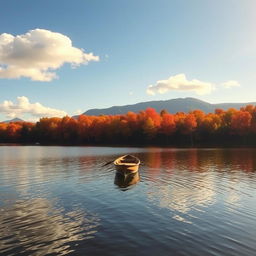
[139,148,256,223]
[0,146,256,256]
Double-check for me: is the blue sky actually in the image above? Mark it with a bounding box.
[0,0,255,121]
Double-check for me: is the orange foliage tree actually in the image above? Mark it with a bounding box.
[0,105,256,146]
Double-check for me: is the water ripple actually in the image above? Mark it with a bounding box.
[0,146,256,256]
[0,198,100,256]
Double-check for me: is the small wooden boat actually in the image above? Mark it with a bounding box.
[114,155,140,174]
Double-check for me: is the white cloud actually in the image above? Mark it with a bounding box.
[147,73,213,95]
[74,109,83,115]
[0,96,67,119]
[221,80,240,88]
[0,29,99,81]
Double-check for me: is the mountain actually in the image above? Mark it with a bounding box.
[2,118,24,123]
[82,97,256,116]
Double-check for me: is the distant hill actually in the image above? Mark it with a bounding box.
[82,97,256,116]
[2,118,24,123]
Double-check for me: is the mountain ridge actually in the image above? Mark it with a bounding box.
[2,118,24,123]
[82,97,256,116]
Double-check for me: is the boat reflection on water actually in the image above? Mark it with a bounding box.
[114,171,140,189]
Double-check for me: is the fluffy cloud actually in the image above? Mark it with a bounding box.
[147,73,213,95]
[0,96,67,119]
[221,80,240,88]
[74,109,83,115]
[0,29,99,81]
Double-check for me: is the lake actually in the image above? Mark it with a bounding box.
[0,146,256,256]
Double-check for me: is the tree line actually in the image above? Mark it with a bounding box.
[0,105,256,146]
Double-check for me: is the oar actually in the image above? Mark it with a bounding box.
[102,160,114,167]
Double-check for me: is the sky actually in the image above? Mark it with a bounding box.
[0,0,256,121]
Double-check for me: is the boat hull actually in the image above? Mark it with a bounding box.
[115,164,139,174]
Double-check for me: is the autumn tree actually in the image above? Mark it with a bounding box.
[160,113,176,136]
[1,105,256,146]
[231,111,252,135]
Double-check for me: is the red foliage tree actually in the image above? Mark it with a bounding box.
[231,111,252,135]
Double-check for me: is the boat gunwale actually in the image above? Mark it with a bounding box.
[114,155,140,166]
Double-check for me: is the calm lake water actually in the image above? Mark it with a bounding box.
[0,146,256,256]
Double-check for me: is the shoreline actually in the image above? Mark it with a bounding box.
[1,143,255,148]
